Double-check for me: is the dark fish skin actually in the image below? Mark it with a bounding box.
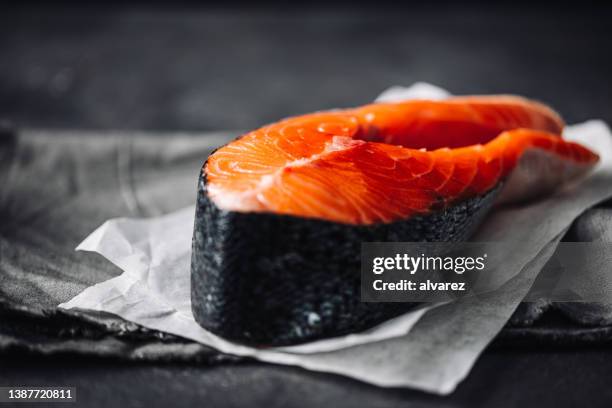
[191,169,500,347]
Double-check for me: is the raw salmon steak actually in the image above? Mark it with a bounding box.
[192,95,599,346]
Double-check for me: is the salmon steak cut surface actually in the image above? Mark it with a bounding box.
[192,95,599,346]
[205,96,596,224]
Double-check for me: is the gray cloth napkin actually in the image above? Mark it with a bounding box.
[1,127,611,361]
[0,128,234,360]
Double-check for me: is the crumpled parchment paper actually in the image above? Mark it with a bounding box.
[60,83,612,394]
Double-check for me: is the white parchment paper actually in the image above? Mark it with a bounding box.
[60,83,612,394]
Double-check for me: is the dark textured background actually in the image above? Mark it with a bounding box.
[2,3,612,407]
[2,4,612,130]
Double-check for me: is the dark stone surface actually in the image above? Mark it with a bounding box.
[2,3,612,407]
[1,4,611,131]
[2,349,612,408]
